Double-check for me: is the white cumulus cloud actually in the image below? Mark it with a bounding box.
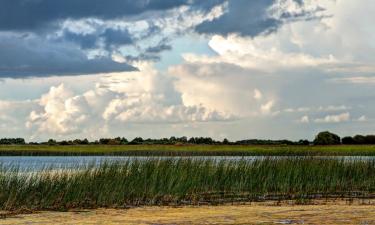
[314,112,350,124]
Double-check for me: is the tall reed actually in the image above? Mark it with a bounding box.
[0,158,374,210]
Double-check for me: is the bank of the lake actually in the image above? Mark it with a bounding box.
[2,199,375,224]
[0,144,375,156]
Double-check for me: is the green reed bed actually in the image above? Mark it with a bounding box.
[1,158,375,211]
[1,144,375,156]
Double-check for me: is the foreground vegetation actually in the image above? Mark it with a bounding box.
[4,201,375,224]
[0,144,375,156]
[1,158,375,211]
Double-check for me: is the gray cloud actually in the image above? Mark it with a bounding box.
[61,27,134,51]
[280,6,328,22]
[0,0,191,31]
[195,0,317,37]
[62,31,98,49]
[142,38,172,60]
[0,0,321,79]
[146,43,172,54]
[101,28,134,50]
[195,0,280,37]
[0,0,227,78]
[0,0,224,31]
[0,35,137,78]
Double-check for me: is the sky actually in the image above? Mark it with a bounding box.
[0,0,374,141]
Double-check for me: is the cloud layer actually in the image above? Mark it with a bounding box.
[0,34,138,77]
[1,0,375,140]
[0,0,195,30]
[0,0,226,77]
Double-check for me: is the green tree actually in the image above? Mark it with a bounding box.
[313,131,341,145]
[47,139,57,145]
[342,136,355,145]
[353,135,366,144]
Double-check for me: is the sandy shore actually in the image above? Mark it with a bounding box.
[2,200,375,224]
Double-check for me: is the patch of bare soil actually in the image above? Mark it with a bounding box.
[2,199,375,225]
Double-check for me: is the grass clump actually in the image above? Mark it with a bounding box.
[0,158,375,211]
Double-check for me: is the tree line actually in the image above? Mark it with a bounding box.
[313,131,375,145]
[1,131,374,146]
[42,137,310,146]
[1,137,310,146]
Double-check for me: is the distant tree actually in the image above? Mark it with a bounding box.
[47,139,57,145]
[108,137,122,145]
[341,135,375,145]
[187,137,214,145]
[353,135,366,144]
[313,131,341,145]
[15,138,26,145]
[223,138,229,145]
[120,137,128,145]
[82,138,89,145]
[99,138,110,145]
[60,140,70,145]
[188,137,196,144]
[0,138,26,145]
[365,135,375,144]
[129,137,143,145]
[178,136,188,143]
[297,139,310,145]
[72,139,89,145]
[342,136,355,145]
[169,136,177,144]
[107,139,121,145]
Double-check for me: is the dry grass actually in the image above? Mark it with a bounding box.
[2,199,375,224]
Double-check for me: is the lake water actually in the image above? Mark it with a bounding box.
[0,156,374,171]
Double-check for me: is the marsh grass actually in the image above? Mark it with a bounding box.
[1,145,375,156]
[1,158,375,211]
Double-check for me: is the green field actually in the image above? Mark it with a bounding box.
[0,144,375,156]
[1,158,375,211]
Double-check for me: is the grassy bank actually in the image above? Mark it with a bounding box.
[1,158,375,211]
[0,144,375,156]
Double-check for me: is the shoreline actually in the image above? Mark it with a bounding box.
[0,144,375,156]
[2,199,375,224]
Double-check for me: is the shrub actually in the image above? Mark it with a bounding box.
[313,131,341,145]
[342,136,355,145]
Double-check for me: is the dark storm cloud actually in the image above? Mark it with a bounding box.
[0,0,226,78]
[63,31,98,49]
[195,0,310,37]
[1,0,315,78]
[101,28,133,49]
[62,28,133,50]
[0,0,193,31]
[195,0,280,37]
[145,38,172,54]
[121,38,173,62]
[146,43,172,53]
[0,35,137,78]
[190,0,226,12]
